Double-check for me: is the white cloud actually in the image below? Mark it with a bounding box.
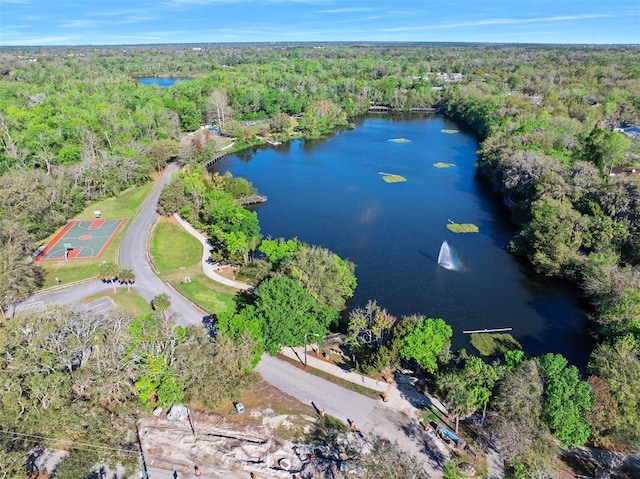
[316,7,376,14]
[60,19,106,28]
[380,13,620,33]
[2,35,80,45]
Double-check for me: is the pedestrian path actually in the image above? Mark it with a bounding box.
[279,346,388,393]
[173,214,253,290]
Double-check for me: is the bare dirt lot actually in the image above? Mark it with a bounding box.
[139,378,319,478]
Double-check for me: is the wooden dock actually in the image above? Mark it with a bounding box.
[237,195,267,206]
[411,107,439,113]
[202,150,227,168]
[367,105,439,114]
[463,327,512,334]
[368,105,391,113]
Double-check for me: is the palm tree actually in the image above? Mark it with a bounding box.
[119,269,135,292]
[447,386,475,434]
[152,293,171,319]
[436,372,475,434]
[98,261,119,292]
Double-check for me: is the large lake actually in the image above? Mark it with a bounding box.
[211,115,595,368]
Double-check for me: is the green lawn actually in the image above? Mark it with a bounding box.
[150,216,237,315]
[75,182,153,220]
[172,273,237,315]
[150,217,202,272]
[39,182,154,288]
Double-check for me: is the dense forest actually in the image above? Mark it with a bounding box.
[1,43,639,477]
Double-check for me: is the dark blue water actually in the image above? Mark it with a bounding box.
[211,115,594,368]
[137,77,191,87]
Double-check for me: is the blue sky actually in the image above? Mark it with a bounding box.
[1,0,639,46]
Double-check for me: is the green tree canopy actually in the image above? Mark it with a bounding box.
[216,308,265,367]
[0,307,139,476]
[400,316,452,374]
[203,194,261,263]
[583,128,631,177]
[436,371,475,433]
[149,138,179,171]
[98,261,119,292]
[488,359,547,463]
[174,323,257,409]
[241,276,339,355]
[458,356,500,410]
[588,335,640,450]
[151,293,172,318]
[539,353,593,447]
[119,268,135,292]
[126,312,186,408]
[279,244,357,311]
[259,237,302,268]
[511,194,585,276]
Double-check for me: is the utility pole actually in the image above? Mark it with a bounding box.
[304,333,320,368]
[136,429,149,479]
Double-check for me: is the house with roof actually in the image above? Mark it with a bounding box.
[614,125,640,139]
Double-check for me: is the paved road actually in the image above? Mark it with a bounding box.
[119,163,205,325]
[256,354,378,426]
[257,354,447,478]
[16,163,207,326]
[16,163,453,478]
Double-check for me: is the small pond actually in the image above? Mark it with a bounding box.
[137,77,192,87]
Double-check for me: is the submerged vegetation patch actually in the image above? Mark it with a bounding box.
[441,129,460,134]
[433,162,456,168]
[470,333,521,356]
[379,171,407,183]
[380,173,407,183]
[388,138,411,143]
[446,223,479,233]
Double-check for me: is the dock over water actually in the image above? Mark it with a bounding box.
[367,105,440,114]
[237,195,267,206]
[202,150,227,168]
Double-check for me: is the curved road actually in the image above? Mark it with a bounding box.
[119,162,204,325]
[17,163,206,326]
[16,163,454,477]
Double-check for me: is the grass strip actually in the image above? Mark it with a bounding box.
[75,183,153,220]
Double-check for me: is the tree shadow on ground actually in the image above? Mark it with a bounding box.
[375,404,449,470]
[393,372,435,410]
